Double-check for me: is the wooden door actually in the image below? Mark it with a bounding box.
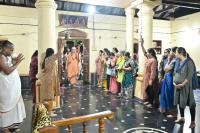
[82,39,90,84]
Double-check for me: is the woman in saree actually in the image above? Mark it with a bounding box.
[29,50,38,104]
[159,49,176,117]
[116,51,125,95]
[122,52,134,99]
[141,39,159,108]
[132,53,138,97]
[39,39,64,115]
[158,49,170,82]
[173,47,196,128]
[95,50,105,88]
[104,49,111,90]
[109,52,118,94]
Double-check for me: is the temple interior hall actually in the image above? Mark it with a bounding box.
[0,0,200,133]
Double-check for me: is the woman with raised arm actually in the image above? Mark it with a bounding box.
[140,39,159,108]
[39,39,64,115]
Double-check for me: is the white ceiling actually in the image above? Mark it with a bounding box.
[63,0,133,8]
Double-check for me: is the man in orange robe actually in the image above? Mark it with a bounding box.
[66,47,79,86]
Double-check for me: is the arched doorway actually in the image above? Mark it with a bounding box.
[59,29,90,85]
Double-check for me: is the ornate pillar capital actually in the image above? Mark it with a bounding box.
[131,0,161,8]
[125,8,135,16]
[35,0,57,9]
[131,0,161,14]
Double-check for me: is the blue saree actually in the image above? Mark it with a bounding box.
[160,72,175,110]
[160,60,176,111]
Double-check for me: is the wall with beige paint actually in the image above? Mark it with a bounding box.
[171,12,200,69]
[0,5,172,76]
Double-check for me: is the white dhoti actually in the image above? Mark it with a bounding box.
[0,68,26,129]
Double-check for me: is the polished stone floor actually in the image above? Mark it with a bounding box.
[18,85,200,133]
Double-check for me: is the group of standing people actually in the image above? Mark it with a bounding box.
[96,39,198,128]
[0,38,198,132]
[95,47,138,99]
[140,39,198,128]
[159,47,197,128]
[29,42,83,107]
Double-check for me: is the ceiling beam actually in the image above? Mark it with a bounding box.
[155,6,179,18]
[162,0,200,9]
[155,4,175,14]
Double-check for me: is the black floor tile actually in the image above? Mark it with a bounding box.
[20,85,200,133]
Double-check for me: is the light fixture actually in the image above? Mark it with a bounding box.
[88,6,95,14]
[113,36,117,39]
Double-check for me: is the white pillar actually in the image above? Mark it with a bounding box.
[125,8,135,54]
[139,3,154,49]
[35,0,57,72]
[129,0,161,100]
[138,3,154,72]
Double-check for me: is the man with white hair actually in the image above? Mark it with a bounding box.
[66,47,79,86]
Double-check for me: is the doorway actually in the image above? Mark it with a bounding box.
[59,29,90,85]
